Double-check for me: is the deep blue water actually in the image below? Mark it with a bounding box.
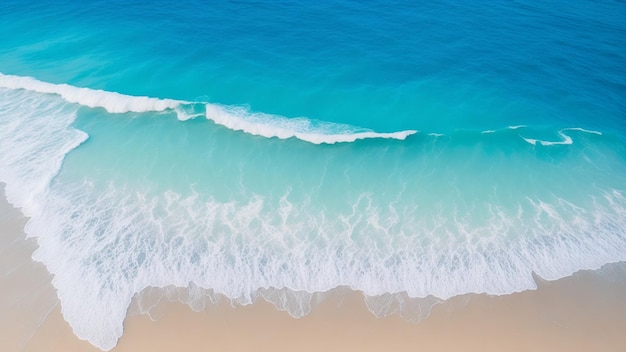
[1,0,626,350]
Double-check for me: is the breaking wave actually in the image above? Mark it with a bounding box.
[0,73,417,145]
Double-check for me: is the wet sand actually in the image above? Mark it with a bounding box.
[1,184,625,352]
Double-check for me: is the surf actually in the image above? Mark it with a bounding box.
[0,73,418,145]
[2,77,626,351]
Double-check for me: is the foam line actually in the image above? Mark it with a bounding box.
[2,73,604,147]
[564,127,602,135]
[204,104,417,144]
[0,73,182,113]
[521,131,573,146]
[1,72,417,145]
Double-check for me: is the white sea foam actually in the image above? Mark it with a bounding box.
[521,131,574,146]
[519,127,604,146]
[204,104,417,144]
[564,127,602,135]
[24,178,626,350]
[507,125,526,130]
[0,73,182,113]
[0,72,417,145]
[0,88,87,215]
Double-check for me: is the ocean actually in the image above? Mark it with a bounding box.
[1,0,625,350]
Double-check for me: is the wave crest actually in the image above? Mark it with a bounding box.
[0,73,181,113]
[0,72,417,144]
[204,104,417,144]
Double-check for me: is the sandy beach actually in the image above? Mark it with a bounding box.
[1,184,626,352]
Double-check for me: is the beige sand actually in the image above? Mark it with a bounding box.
[1,185,625,352]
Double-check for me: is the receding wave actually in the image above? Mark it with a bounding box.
[0,73,417,145]
[29,181,626,351]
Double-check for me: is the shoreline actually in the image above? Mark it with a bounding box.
[1,184,626,351]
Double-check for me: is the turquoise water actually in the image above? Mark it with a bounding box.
[1,0,626,350]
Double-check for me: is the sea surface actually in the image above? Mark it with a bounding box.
[1,0,626,350]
